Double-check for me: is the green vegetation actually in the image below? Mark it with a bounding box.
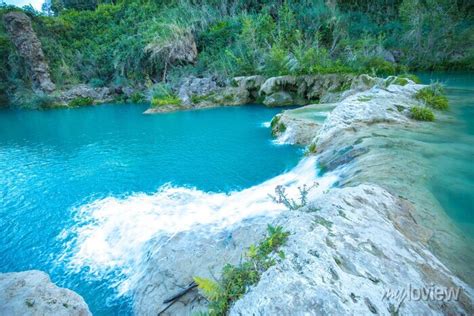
[194,225,290,315]
[129,91,144,103]
[150,83,180,107]
[270,116,286,136]
[415,85,449,110]
[410,106,435,121]
[306,143,317,155]
[191,93,214,104]
[0,0,472,105]
[392,77,409,86]
[399,74,421,84]
[151,95,180,107]
[68,96,93,107]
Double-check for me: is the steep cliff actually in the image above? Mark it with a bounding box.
[3,12,55,94]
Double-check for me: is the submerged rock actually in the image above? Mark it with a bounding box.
[0,270,91,316]
[3,12,56,93]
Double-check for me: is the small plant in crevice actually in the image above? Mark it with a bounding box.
[194,225,290,315]
[270,115,286,136]
[269,183,318,211]
[410,106,435,121]
[305,143,317,155]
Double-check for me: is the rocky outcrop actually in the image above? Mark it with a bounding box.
[134,76,473,315]
[0,270,91,316]
[133,223,269,315]
[231,185,473,315]
[145,74,355,114]
[59,84,112,103]
[144,76,251,114]
[259,74,354,106]
[177,76,219,106]
[273,75,474,287]
[3,12,55,93]
[271,103,336,144]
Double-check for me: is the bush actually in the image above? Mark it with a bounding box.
[410,106,435,121]
[194,225,290,315]
[69,96,94,107]
[415,85,448,110]
[89,78,105,88]
[129,91,145,103]
[151,95,180,107]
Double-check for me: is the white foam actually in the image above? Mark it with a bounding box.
[272,126,296,145]
[261,121,271,128]
[60,156,338,295]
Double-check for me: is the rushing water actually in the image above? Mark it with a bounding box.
[0,104,304,314]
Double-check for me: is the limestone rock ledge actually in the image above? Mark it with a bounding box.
[144,74,357,114]
[133,76,473,315]
[0,270,91,316]
[230,185,473,315]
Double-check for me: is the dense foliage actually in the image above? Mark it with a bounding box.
[0,0,473,103]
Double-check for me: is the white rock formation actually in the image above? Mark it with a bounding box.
[0,270,91,316]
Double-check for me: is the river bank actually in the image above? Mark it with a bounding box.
[132,75,474,314]
[1,74,473,315]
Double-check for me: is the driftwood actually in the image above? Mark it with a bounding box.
[158,281,198,315]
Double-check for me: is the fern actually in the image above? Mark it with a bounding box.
[193,276,223,301]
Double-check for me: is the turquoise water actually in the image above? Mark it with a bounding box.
[417,73,474,237]
[0,104,301,314]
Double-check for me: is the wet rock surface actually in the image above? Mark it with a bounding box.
[0,270,91,316]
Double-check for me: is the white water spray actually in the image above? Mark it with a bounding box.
[60,156,338,295]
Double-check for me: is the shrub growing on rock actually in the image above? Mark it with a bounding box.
[415,85,448,110]
[69,96,94,107]
[194,225,290,315]
[151,95,181,107]
[129,91,145,103]
[410,106,435,121]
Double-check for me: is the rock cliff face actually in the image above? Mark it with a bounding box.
[3,12,55,93]
[145,74,355,114]
[134,77,473,315]
[0,270,91,316]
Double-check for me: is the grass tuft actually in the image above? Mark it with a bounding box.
[410,106,435,121]
[69,96,94,107]
[415,85,448,110]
